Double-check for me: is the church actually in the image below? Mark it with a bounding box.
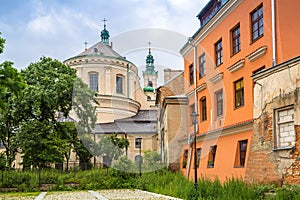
[64,21,159,165]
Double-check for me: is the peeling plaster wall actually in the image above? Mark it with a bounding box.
[245,61,300,184]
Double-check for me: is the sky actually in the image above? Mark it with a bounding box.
[0,0,209,85]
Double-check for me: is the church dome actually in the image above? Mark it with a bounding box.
[143,86,154,92]
[146,50,154,65]
[101,27,110,39]
[101,28,109,36]
[75,41,123,59]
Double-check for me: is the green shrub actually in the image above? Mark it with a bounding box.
[274,185,300,200]
[3,166,300,199]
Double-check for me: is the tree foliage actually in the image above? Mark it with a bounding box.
[0,34,24,169]
[0,32,5,54]
[97,134,129,167]
[17,57,97,167]
[143,150,161,165]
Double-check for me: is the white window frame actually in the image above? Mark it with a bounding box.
[274,105,295,149]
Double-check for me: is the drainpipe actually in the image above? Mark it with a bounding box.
[188,38,198,128]
[271,0,277,66]
[188,37,198,184]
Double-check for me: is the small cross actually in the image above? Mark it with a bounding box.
[84,41,88,50]
[102,18,108,26]
[148,42,152,48]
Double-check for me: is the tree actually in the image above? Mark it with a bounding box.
[17,57,97,168]
[0,32,5,54]
[97,134,129,167]
[143,150,161,165]
[0,33,25,169]
[0,152,6,171]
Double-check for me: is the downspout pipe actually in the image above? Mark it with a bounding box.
[271,0,277,66]
[188,38,198,123]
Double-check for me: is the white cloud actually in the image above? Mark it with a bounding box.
[27,15,55,34]
[167,0,195,12]
[1,0,211,70]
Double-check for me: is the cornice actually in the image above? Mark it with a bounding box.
[209,72,224,84]
[180,0,243,57]
[227,59,245,73]
[196,83,207,92]
[246,46,268,62]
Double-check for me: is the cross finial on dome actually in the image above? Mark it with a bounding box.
[148,41,152,53]
[102,18,108,27]
[84,41,88,51]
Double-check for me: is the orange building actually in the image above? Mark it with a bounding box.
[179,0,300,182]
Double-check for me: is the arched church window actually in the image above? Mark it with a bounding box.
[89,72,98,91]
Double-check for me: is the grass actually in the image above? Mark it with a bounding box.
[1,168,300,199]
[0,191,40,199]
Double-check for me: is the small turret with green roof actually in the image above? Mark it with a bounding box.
[144,48,157,75]
[143,81,154,92]
[143,42,158,93]
[100,18,110,45]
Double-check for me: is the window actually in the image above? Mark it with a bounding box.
[216,90,223,117]
[215,39,223,66]
[135,155,143,164]
[234,78,244,108]
[231,24,241,55]
[135,138,141,148]
[252,66,265,75]
[196,148,202,168]
[207,145,217,168]
[182,149,188,168]
[116,76,123,94]
[189,64,194,85]
[190,104,195,126]
[200,97,207,121]
[275,106,295,148]
[89,73,98,91]
[199,53,206,78]
[235,140,248,167]
[251,5,264,41]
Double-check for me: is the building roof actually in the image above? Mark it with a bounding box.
[76,41,123,59]
[93,110,158,134]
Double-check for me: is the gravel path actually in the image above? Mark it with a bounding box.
[0,194,36,200]
[42,191,97,200]
[0,190,182,200]
[97,189,182,200]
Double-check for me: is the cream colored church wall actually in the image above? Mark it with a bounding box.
[126,134,159,161]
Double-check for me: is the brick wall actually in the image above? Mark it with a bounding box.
[283,125,300,184]
[245,88,300,185]
[244,111,282,185]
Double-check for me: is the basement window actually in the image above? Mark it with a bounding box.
[234,140,248,167]
[196,148,202,168]
[207,145,217,168]
[182,149,188,168]
[274,106,295,149]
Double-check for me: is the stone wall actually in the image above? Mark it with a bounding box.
[246,60,300,185]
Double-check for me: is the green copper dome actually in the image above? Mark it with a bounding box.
[101,24,110,45]
[146,49,154,66]
[143,86,154,92]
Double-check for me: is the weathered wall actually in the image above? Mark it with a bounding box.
[246,60,300,185]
